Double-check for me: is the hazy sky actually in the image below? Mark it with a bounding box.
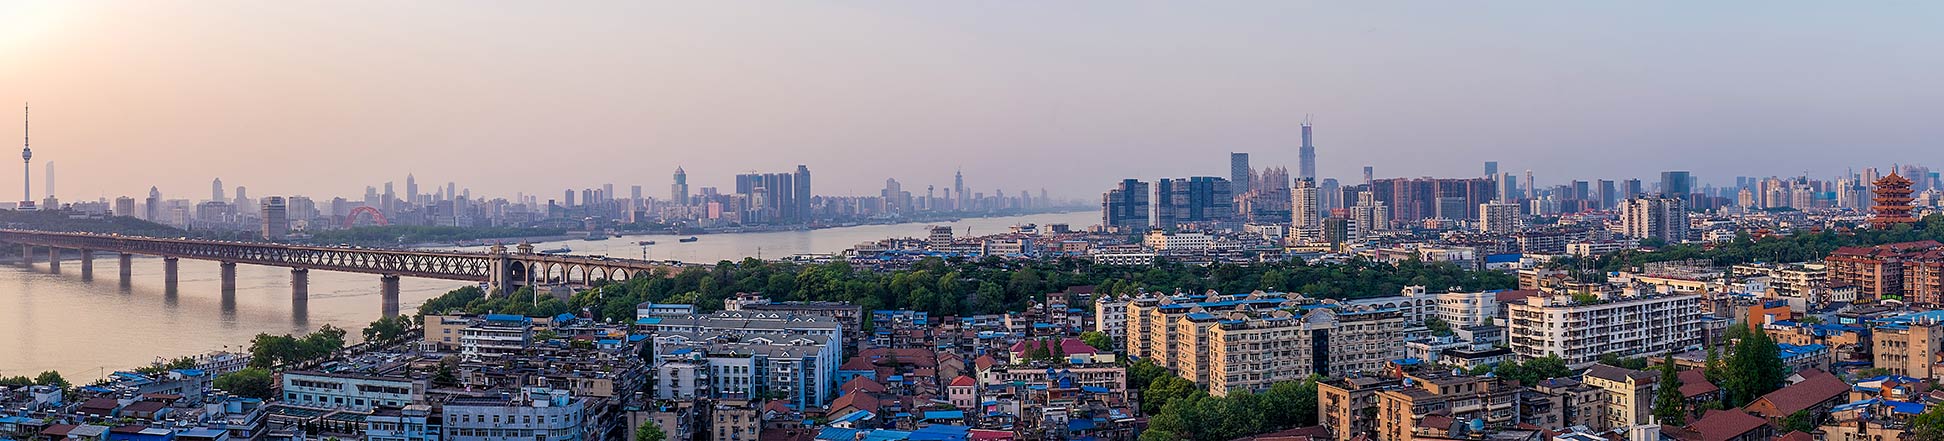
[3,2,1941,203]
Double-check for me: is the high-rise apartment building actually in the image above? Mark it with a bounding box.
[114,196,136,218]
[1369,177,1497,222]
[1101,179,1151,233]
[1478,202,1520,234]
[1505,292,1703,368]
[1121,292,1403,396]
[1292,178,1320,228]
[1621,197,1688,242]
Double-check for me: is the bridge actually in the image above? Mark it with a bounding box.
[0,230,691,316]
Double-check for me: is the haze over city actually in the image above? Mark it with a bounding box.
[3,1,1940,201]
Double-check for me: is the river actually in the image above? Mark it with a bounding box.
[0,210,1096,380]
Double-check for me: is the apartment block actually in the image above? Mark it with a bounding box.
[1506,292,1703,368]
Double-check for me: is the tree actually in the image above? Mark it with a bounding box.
[1424,317,1453,337]
[1651,355,1688,425]
[34,371,68,390]
[1911,403,1944,441]
[432,361,459,387]
[1704,344,1725,386]
[1081,331,1115,353]
[362,316,412,342]
[635,420,667,441]
[214,368,276,399]
[1494,355,1572,385]
[1778,410,1817,434]
[1724,327,1786,407]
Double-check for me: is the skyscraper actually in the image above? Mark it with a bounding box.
[954,169,966,211]
[1299,118,1316,180]
[1230,152,1252,191]
[1623,179,1644,200]
[1484,161,1498,178]
[1659,171,1692,201]
[1597,179,1617,209]
[261,196,288,240]
[672,166,689,205]
[145,187,162,221]
[405,173,418,206]
[1291,178,1319,228]
[1154,177,1235,229]
[794,165,812,223]
[1101,179,1151,233]
[212,178,225,202]
[1362,166,1374,186]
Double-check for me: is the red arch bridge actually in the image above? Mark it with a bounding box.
[0,230,692,316]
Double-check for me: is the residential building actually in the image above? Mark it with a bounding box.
[280,371,425,412]
[1506,292,1703,367]
[1581,364,1656,430]
[442,388,587,441]
[1622,196,1688,243]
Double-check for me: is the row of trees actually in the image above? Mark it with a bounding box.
[0,371,70,391]
[1583,214,1944,273]
[414,255,1516,327]
[247,325,348,368]
[1126,359,1319,441]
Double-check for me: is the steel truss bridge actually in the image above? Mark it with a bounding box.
[0,230,690,315]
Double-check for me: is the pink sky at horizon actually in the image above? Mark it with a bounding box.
[3,1,1940,203]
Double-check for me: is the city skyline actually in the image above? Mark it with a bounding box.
[4,2,1943,201]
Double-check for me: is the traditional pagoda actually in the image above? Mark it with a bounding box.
[1871,171,1917,229]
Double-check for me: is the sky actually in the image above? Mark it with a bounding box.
[2,1,1942,203]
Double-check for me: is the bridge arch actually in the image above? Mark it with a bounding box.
[343,206,390,228]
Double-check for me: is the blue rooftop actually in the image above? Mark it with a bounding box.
[484,314,531,324]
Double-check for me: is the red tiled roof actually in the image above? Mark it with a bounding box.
[975,355,997,370]
[1495,290,1542,302]
[839,357,876,371]
[828,392,881,415]
[951,375,976,387]
[1684,409,1769,441]
[841,377,886,394]
[1746,369,1848,418]
[1777,431,1813,441]
[1678,369,1719,398]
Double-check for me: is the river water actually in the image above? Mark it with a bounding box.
[0,211,1095,380]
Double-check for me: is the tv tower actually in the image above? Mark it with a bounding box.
[21,103,31,208]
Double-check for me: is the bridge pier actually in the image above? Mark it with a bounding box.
[118,253,132,279]
[380,275,401,318]
[291,268,309,300]
[220,262,238,292]
[19,244,29,267]
[79,250,93,280]
[45,247,59,273]
[163,257,179,288]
